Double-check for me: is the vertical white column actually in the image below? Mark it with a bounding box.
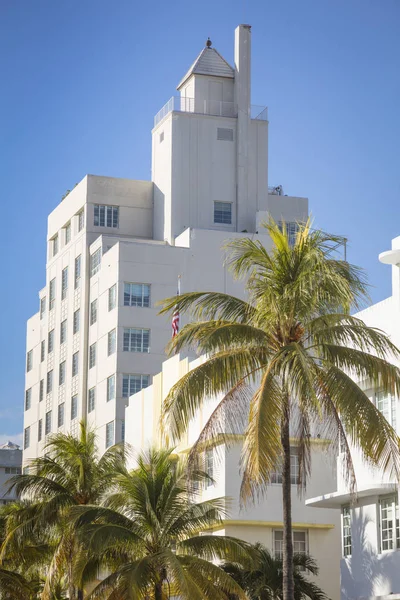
[234,24,251,232]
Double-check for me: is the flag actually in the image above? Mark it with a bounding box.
[172,277,181,338]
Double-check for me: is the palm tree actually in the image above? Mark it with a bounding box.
[5,421,125,600]
[159,220,400,600]
[222,543,328,600]
[70,447,252,599]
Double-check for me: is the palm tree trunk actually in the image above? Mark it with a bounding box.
[155,581,163,600]
[281,404,294,600]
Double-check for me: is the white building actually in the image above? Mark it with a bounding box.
[125,353,341,600]
[23,25,308,459]
[307,235,400,600]
[0,442,22,505]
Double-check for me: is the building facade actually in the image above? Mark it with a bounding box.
[23,25,308,460]
[0,442,22,505]
[125,353,341,600]
[307,235,400,600]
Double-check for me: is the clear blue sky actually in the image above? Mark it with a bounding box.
[0,0,399,442]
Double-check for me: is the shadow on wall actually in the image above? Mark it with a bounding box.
[341,509,400,600]
[153,185,165,242]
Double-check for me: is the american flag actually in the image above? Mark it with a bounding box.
[172,277,180,338]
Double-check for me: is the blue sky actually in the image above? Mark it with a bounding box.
[0,0,399,442]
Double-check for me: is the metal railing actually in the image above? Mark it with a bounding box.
[154,96,268,127]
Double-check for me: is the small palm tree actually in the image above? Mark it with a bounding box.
[222,543,328,600]
[5,421,125,600]
[159,220,400,600]
[70,447,252,599]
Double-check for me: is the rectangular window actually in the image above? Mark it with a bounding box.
[214,201,232,225]
[90,248,101,277]
[49,278,56,310]
[217,127,234,141]
[274,531,307,560]
[40,296,46,319]
[52,234,58,256]
[90,299,98,325]
[57,403,65,428]
[48,329,54,353]
[41,340,45,362]
[61,267,68,300]
[59,361,66,385]
[60,320,67,345]
[72,352,79,377]
[25,388,31,411]
[380,496,400,551]
[94,205,119,228]
[89,343,96,369]
[107,329,116,356]
[121,420,125,442]
[26,350,33,372]
[123,328,150,353]
[270,450,300,485]
[71,395,78,420]
[124,283,150,307]
[376,390,397,430]
[105,421,115,448]
[73,309,80,334]
[205,448,214,487]
[5,467,21,475]
[39,379,44,402]
[24,427,30,449]
[107,375,115,402]
[45,411,52,435]
[278,221,299,247]
[64,222,71,244]
[46,370,53,394]
[88,388,95,413]
[38,419,42,442]
[78,210,84,232]
[342,506,352,557]
[108,285,117,311]
[122,374,150,397]
[74,255,81,289]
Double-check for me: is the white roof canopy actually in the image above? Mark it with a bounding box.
[178,47,234,89]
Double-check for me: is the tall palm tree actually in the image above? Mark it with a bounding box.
[5,421,125,600]
[159,220,400,600]
[222,543,328,600]
[70,447,253,599]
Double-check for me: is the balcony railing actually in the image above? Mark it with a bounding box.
[154,96,268,127]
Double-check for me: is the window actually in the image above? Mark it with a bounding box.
[49,278,56,310]
[61,267,68,300]
[205,448,214,487]
[274,531,307,560]
[26,350,33,372]
[71,395,78,420]
[121,420,125,442]
[78,210,84,232]
[74,255,81,289]
[73,309,80,334]
[57,403,65,428]
[5,467,21,475]
[46,370,53,394]
[278,221,299,247]
[108,285,117,311]
[24,427,30,449]
[342,506,352,557]
[52,234,58,256]
[94,205,119,228]
[108,329,116,356]
[89,343,96,369]
[123,328,150,353]
[214,201,232,225]
[270,450,300,485]
[376,390,397,430]
[48,329,54,353]
[122,374,150,397]
[45,411,52,435]
[90,299,97,325]
[88,388,95,413]
[59,361,66,385]
[380,496,400,551]
[107,375,116,402]
[217,127,234,141]
[124,283,150,307]
[41,340,45,362]
[38,419,42,442]
[25,388,31,411]
[106,421,114,448]
[64,222,71,244]
[60,320,67,345]
[39,379,44,402]
[72,352,79,377]
[90,248,101,277]
[40,297,46,319]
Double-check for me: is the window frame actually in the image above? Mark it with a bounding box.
[71,395,78,420]
[26,350,33,372]
[40,296,46,319]
[74,255,81,289]
[77,209,84,232]
[107,375,116,402]
[39,379,44,402]
[60,319,67,345]
[72,352,79,377]
[45,411,52,435]
[123,328,150,353]
[64,222,71,244]
[122,374,150,397]
[24,427,30,449]
[90,299,98,325]
[25,388,32,411]
[376,390,397,430]
[73,309,80,334]
[108,285,117,311]
[38,419,43,442]
[46,370,53,394]
[94,204,119,228]
[90,248,102,277]
[89,343,96,369]
[48,329,54,354]
[342,506,352,557]
[123,283,151,308]
[379,495,400,552]
[88,388,95,413]
[49,278,56,311]
[108,329,116,356]
[61,267,68,300]
[52,234,59,257]
[57,403,65,428]
[105,421,115,448]
[59,361,66,385]
[213,201,233,225]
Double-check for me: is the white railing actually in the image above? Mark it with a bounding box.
[154,96,268,126]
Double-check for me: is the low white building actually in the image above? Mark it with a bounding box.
[307,235,400,600]
[0,442,22,505]
[126,353,341,600]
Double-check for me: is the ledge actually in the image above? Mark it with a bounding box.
[306,483,397,508]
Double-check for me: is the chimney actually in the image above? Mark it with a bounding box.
[234,24,251,115]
